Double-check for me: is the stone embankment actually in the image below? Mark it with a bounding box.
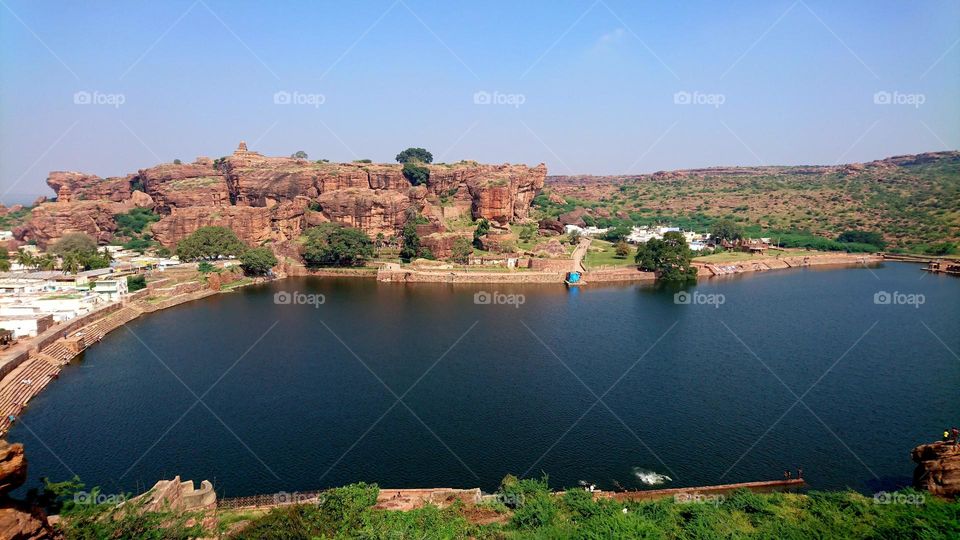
[695,253,883,277]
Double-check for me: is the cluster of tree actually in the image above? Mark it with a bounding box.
[49,233,112,273]
[303,223,375,267]
[635,231,697,281]
[176,227,277,276]
[14,249,56,271]
[126,274,147,292]
[291,150,308,159]
[113,207,161,253]
[836,230,886,250]
[399,223,434,262]
[0,250,9,272]
[710,218,744,244]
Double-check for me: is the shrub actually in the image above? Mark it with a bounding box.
[402,163,429,186]
[127,274,147,292]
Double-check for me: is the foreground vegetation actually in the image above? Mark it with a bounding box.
[50,476,959,539]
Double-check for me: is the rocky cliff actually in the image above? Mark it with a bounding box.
[17,142,546,249]
[912,440,960,498]
[0,441,59,540]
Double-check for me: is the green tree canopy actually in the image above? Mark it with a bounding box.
[302,224,374,267]
[635,231,697,281]
[291,150,308,159]
[239,247,278,275]
[837,230,886,250]
[175,226,247,261]
[395,147,433,164]
[472,218,490,248]
[710,218,744,243]
[401,163,429,186]
[49,233,111,272]
[451,237,473,263]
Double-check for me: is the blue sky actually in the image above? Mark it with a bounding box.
[1,0,958,203]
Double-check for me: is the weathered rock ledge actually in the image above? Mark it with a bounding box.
[17,142,546,249]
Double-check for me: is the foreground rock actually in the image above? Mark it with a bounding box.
[0,441,59,540]
[18,143,546,248]
[912,440,960,497]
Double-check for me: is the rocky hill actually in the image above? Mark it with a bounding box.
[15,142,546,249]
[544,151,960,251]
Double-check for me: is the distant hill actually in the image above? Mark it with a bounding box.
[542,151,960,253]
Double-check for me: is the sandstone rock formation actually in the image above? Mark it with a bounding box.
[0,442,59,540]
[912,440,960,497]
[19,143,546,249]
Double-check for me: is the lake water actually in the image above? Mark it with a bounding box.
[9,262,960,498]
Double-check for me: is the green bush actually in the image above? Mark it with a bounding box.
[126,274,147,292]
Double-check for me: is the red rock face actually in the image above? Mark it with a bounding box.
[47,171,132,202]
[137,159,229,213]
[20,143,546,249]
[912,441,960,497]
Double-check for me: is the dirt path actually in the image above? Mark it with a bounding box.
[571,237,591,272]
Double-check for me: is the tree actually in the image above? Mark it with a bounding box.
[399,223,422,262]
[302,224,374,267]
[49,233,98,258]
[0,250,9,272]
[710,218,743,244]
[49,233,111,272]
[568,230,582,245]
[15,249,34,269]
[615,240,630,258]
[291,150,308,159]
[173,159,182,165]
[837,230,886,250]
[635,231,697,281]
[175,226,247,261]
[473,219,490,248]
[451,237,473,263]
[401,163,429,186]
[603,224,631,242]
[395,147,433,164]
[239,247,278,275]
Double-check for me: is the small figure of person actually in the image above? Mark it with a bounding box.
[953,427,959,446]
[945,430,951,442]
[784,470,790,481]
[797,467,803,480]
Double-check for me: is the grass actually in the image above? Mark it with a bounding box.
[582,239,635,269]
[694,248,838,263]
